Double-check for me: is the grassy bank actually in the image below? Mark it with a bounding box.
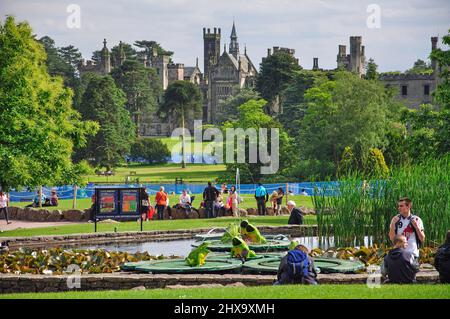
[1,284,449,299]
[0,215,317,237]
[11,195,314,211]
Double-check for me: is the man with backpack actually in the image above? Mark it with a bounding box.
[381,235,419,283]
[434,230,450,283]
[203,182,219,219]
[389,197,425,259]
[274,242,318,285]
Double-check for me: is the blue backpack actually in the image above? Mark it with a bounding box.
[287,250,310,280]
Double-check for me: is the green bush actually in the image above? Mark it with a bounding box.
[130,138,170,164]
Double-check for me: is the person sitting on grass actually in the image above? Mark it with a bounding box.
[434,230,450,284]
[274,242,318,285]
[26,192,47,208]
[381,234,419,284]
[287,201,303,225]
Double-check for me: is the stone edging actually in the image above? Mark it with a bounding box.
[0,271,439,294]
[1,225,319,249]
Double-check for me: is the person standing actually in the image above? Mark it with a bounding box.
[276,187,284,215]
[381,235,419,284]
[389,197,425,259]
[178,189,192,218]
[155,186,168,220]
[228,185,239,217]
[255,183,268,216]
[203,182,219,218]
[141,187,150,221]
[0,190,11,225]
[434,230,450,283]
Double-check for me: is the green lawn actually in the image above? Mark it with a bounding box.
[0,215,317,237]
[11,195,314,212]
[1,284,449,299]
[86,163,227,183]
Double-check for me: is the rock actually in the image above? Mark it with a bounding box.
[82,209,92,221]
[198,208,206,219]
[171,208,186,220]
[188,211,199,219]
[299,206,315,215]
[226,282,246,287]
[239,209,248,217]
[46,210,63,222]
[266,207,274,216]
[131,285,146,291]
[63,209,84,222]
[246,208,257,215]
[279,206,290,215]
[222,208,233,217]
[7,206,19,219]
[166,284,224,289]
[98,219,119,224]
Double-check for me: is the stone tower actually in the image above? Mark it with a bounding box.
[117,41,126,67]
[349,36,365,76]
[100,38,111,75]
[203,27,221,82]
[229,21,239,58]
[431,36,438,73]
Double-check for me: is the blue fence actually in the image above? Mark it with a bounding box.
[8,181,341,202]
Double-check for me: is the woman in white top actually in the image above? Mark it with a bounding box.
[0,191,11,224]
[179,190,192,217]
[228,186,239,217]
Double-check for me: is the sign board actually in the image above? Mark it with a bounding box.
[94,187,144,232]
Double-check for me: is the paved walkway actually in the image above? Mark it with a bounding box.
[0,220,80,232]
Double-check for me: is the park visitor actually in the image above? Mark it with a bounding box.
[255,183,268,216]
[434,230,450,283]
[389,197,425,259]
[155,186,168,220]
[0,190,11,225]
[178,189,192,218]
[276,187,284,215]
[287,200,304,225]
[381,235,419,284]
[274,242,318,285]
[50,190,58,206]
[220,183,228,195]
[26,192,46,208]
[300,188,308,196]
[141,188,151,221]
[228,185,239,217]
[270,190,279,215]
[214,193,225,217]
[203,181,219,218]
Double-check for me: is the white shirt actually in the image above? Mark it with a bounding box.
[0,194,8,208]
[396,214,424,257]
[179,194,191,205]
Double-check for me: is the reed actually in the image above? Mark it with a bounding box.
[314,156,450,247]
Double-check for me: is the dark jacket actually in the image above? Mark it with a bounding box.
[276,253,318,285]
[288,208,304,225]
[434,244,450,283]
[381,247,419,284]
[203,186,219,202]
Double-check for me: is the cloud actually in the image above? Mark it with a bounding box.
[2,0,449,71]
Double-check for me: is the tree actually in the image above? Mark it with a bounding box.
[296,71,401,179]
[111,60,161,135]
[159,81,202,168]
[216,87,261,124]
[405,59,433,74]
[430,29,450,111]
[256,50,301,114]
[0,16,97,191]
[221,99,293,183]
[130,138,170,164]
[365,58,379,80]
[111,42,137,68]
[75,74,135,170]
[134,40,173,61]
[277,70,328,136]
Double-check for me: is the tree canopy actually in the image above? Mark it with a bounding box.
[0,16,97,190]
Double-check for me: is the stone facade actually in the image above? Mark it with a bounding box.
[337,36,365,77]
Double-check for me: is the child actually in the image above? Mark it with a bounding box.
[270,190,279,215]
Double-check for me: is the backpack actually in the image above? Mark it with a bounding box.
[286,250,310,281]
[395,213,422,248]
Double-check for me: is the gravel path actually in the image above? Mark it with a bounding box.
[0,220,82,232]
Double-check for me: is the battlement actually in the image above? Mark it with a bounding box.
[168,63,185,69]
[203,27,221,37]
[379,73,435,81]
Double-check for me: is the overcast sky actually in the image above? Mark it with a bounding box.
[2,0,449,72]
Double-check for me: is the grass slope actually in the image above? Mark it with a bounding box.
[0,215,316,237]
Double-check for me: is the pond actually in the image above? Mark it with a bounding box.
[70,235,373,256]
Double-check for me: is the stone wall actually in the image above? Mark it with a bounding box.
[7,206,90,222]
[0,271,439,294]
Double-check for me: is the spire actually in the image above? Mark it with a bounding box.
[100,38,111,74]
[224,42,227,54]
[196,57,199,67]
[229,21,239,58]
